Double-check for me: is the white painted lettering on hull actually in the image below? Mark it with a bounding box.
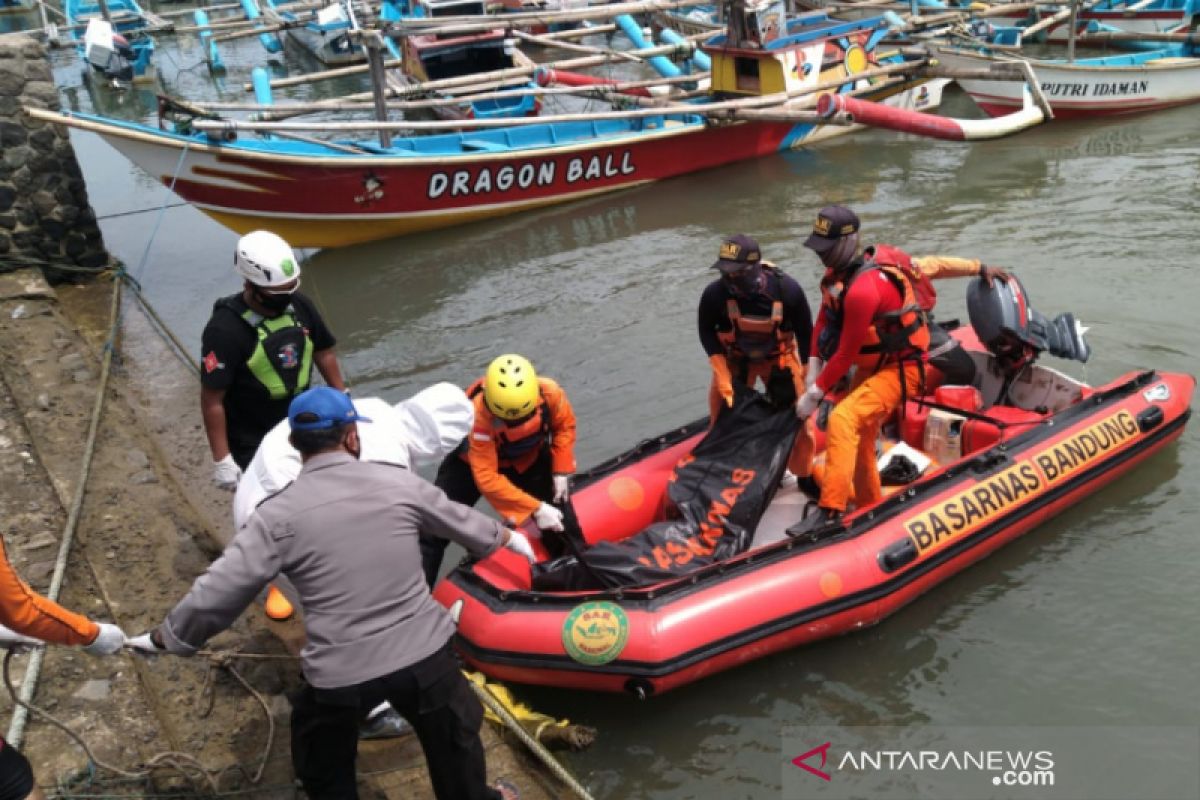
[427,150,637,201]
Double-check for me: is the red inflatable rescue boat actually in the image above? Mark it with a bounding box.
[433,280,1194,696]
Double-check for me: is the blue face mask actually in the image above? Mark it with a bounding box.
[724,262,764,295]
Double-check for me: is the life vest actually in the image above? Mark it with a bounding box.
[228,301,314,401]
[467,380,551,465]
[716,266,796,364]
[870,244,937,312]
[817,261,930,373]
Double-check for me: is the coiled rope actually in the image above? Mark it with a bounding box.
[4,647,276,794]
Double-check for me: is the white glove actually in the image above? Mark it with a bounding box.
[532,502,565,532]
[552,474,571,504]
[0,623,41,650]
[795,384,825,420]
[805,357,824,391]
[212,454,242,491]
[504,531,537,564]
[126,632,164,654]
[82,623,126,656]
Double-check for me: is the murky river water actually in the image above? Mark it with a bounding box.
[12,8,1200,796]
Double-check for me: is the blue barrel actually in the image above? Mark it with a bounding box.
[242,0,283,54]
[193,9,225,72]
[251,66,274,107]
[615,14,681,78]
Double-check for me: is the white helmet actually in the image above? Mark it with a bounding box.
[234,230,301,288]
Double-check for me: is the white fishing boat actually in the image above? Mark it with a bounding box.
[935,42,1200,118]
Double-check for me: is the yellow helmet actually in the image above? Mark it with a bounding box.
[484,354,539,420]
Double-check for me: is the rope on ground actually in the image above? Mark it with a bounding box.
[4,277,122,749]
[4,648,278,794]
[2,252,198,379]
[3,168,297,789]
[1,263,201,757]
[468,678,597,800]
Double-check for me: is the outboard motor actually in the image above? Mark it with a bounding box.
[83,19,135,84]
[967,274,1090,375]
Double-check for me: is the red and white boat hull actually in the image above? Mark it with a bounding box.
[32,78,943,248]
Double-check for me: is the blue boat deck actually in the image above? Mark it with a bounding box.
[86,111,706,157]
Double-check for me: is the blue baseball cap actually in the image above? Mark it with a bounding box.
[288,387,371,431]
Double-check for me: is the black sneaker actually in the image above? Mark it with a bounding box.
[785,505,843,541]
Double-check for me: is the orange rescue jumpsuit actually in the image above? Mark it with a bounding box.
[468,377,577,525]
[811,248,988,510]
[0,536,98,646]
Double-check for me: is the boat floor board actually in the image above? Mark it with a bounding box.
[751,482,812,549]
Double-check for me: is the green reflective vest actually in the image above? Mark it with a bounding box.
[240,307,315,400]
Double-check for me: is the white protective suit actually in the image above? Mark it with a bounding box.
[233,383,474,528]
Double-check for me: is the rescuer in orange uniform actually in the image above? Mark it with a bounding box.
[429,354,577,580]
[791,206,1009,535]
[0,535,127,798]
[698,234,815,482]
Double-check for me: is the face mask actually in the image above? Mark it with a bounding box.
[724,262,764,296]
[820,233,859,273]
[254,288,294,314]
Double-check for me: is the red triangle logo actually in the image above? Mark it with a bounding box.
[792,742,832,781]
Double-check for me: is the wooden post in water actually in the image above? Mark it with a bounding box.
[97,0,112,23]
[364,31,392,148]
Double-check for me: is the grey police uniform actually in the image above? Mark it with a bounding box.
[159,451,508,800]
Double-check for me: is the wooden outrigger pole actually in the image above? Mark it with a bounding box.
[188,72,709,117]
[244,33,711,92]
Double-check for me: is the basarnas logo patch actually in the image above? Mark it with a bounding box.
[562,601,629,665]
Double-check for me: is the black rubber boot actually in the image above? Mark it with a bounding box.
[786,504,843,541]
